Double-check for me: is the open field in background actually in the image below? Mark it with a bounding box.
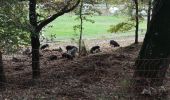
[43,14,147,41]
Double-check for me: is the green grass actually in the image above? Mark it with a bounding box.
[43,14,147,40]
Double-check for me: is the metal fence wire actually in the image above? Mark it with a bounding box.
[0,38,169,100]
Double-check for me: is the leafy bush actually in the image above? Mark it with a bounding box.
[108,20,135,33]
[0,1,30,53]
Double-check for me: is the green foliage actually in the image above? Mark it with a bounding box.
[49,34,57,41]
[0,1,30,53]
[108,0,145,34]
[108,20,135,33]
[73,25,83,32]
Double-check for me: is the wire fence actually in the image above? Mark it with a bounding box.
[0,38,169,100]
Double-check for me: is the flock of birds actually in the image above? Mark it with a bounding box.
[22,40,120,60]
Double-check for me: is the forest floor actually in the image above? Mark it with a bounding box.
[0,37,170,100]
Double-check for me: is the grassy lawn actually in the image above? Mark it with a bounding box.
[43,14,147,40]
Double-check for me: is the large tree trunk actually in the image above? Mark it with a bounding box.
[0,51,6,89]
[134,0,170,87]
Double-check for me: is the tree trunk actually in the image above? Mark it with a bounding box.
[29,0,40,79]
[79,0,83,55]
[134,0,139,44]
[31,35,40,79]
[134,0,170,87]
[147,0,152,30]
[104,0,109,10]
[0,51,6,89]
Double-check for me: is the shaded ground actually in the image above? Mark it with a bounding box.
[0,42,170,100]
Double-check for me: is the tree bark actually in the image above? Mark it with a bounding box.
[134,0,139,44]
[147,0,152,30]
[29,0,40,79]
[134,0,170,87]
[79,0,83,55]
[31,35,40,79]
[0,51,6,89]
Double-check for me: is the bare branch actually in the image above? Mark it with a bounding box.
[37,0,80,32]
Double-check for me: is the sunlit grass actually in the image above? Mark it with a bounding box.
[43,14,147,40]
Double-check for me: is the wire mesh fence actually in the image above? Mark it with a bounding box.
[0,37,169,100]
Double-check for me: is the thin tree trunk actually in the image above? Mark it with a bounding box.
[104,0,109,10]
[134,0,139,44]
[0,51,6,89]
[29,0,40,79]
[147,0,152,30]
[79,0,83,55]
[31,35,40,79]
[134,0,170,88]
